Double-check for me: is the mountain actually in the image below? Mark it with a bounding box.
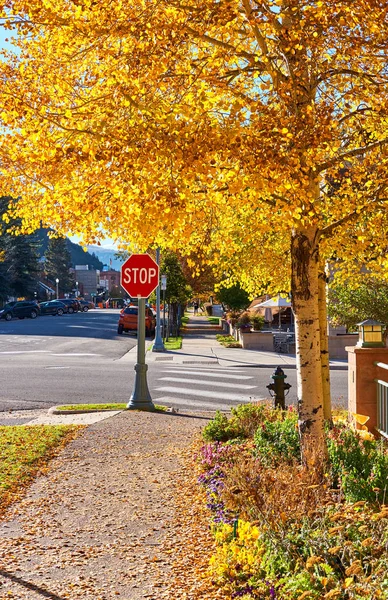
[86,246,124,271]
[34,229,104,270]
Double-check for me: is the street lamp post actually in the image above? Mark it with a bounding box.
[55,278,59,299]
[75,281,79,297]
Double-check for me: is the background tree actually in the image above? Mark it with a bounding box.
[328,280,388,333]
[216,283,251,312]
[109,285,125,299]
[44,237,74,294]
[161,251,191,337]
[0,197,40,301]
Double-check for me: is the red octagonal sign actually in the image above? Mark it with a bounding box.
[120,254,159,298]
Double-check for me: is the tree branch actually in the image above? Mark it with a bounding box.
[316,139,388,174]
[320,192,388,238]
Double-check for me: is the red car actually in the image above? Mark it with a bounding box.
[117,306,156,336]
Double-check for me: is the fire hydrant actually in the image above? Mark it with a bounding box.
[266,366,291,409]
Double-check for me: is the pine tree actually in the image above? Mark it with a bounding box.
[44,237,74,293]
[0,197,40,300]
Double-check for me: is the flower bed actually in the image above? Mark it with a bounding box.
[196,404,388,599]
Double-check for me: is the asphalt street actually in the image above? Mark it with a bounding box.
[0,309,348,422]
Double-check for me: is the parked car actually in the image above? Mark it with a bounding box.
[78,299,95,312]
[0,301,40,321]
[38,300,68,316]
[59,298,80,314]
[117,306,156,336]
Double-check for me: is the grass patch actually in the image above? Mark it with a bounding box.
[163,336,182,350]
[216,334,242,348]
[207,317,220,325]
[181,315,190,324]
[55,403,167,412]
[0,425,81,514]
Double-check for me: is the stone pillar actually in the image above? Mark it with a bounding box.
[347,346,388,434]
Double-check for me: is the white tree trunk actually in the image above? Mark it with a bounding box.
[318,266,332,421]
[291,226,326,466]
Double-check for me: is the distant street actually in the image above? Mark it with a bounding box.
[0,310,348,420]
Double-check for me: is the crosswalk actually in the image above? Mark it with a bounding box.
[153,365,264,411]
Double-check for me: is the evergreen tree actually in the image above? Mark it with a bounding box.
[3,233,40,298]
[44,237,74,293]
[0,197,40,300]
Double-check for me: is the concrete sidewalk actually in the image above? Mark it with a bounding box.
[138,315,348,370]
[0,410,210,599]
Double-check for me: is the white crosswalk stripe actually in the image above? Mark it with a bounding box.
[159,368,254,380]
[159,377,256,389]
[153,365,263,410]
[155,386,256,402]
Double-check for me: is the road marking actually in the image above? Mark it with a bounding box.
[155,386,257,402]
[52,353,100,357]
[0,350,51,354]
[158,369,253,380]
[159,377,256,389]
[45,366,71,370]
[163,367,246,373]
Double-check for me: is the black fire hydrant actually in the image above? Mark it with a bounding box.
[266,366,291,409]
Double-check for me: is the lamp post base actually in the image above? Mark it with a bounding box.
[127,363,155,411]
[152,339,165,352]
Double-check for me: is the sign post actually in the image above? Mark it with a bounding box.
[120,254,159,410]
[152,248,165,352]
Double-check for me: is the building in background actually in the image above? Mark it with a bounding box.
[73,265,100,299]
[99,270,120,293]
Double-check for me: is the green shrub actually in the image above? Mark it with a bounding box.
[251,315,265,331]
[202,411,237,442]
[203,403,294,443]
[216,334,242,348]
[327,425,388,503]
[254,410,300,465]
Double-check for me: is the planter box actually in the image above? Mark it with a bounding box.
[240,331,274,351]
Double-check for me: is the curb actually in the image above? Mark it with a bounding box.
[48,406,125,415]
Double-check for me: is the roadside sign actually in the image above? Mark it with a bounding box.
[161,274,167,291]
[120,254,159,298]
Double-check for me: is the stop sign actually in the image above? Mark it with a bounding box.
[120,254,159,298]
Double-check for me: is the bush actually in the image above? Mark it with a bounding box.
[236,311,251,329]
[202,411,236,442]
[216,334,242,348]
[254,409,300,466]
[251,314,265,331]
[327,425,388,503]
[202,403,282,442]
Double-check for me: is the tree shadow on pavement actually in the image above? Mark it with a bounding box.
[0,569,66,600]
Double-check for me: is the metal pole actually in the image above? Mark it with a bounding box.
[152,248,165,352]
[163,289,166,341]
[127,297,155,410]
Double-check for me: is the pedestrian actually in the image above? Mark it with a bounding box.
[194,302,199,316]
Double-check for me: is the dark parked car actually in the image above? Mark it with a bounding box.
[38,300,68,316]
[78,299,95,312]
[59,298,80,314]
[0,301,40,321]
